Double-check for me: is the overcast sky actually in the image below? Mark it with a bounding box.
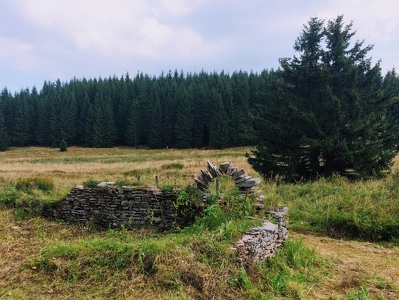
[1,0,398,93]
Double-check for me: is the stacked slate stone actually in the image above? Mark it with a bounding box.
[234,207,289,263]
[42,183,186,229]
[268,207,289,248]
[224,163,261,195]
[194,161,262,196]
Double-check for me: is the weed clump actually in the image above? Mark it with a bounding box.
[161,163,184,170]
[15,177,54,192]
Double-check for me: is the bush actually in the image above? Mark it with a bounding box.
[59,139,68,152]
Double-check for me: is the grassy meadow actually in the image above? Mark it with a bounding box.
[1,146,399,299]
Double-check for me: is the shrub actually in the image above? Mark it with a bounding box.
[59,139,68,152]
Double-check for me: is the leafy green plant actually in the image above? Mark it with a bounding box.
[174,185,204,223]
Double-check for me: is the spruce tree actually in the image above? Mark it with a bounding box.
[174,85,193,148]
[248,16,398,181]
[0,107,8,151]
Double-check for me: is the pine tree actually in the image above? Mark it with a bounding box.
[174,85,193,148]
[209,88,230,149]
[84,83,116,147]
[147,85,164,149]
[13,89,32,146]
[0,106,9,151]
[248,16,398,182]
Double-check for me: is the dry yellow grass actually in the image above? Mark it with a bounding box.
[292,232,399,299]
[0,146,252,191]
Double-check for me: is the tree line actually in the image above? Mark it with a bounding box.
[1,16,399,182]
[0,70,275,150]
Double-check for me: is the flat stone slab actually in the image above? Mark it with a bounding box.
[235,178,261,188]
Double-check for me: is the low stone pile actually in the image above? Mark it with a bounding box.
[234,207,289,263]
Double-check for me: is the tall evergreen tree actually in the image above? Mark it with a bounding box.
[0,105,9,151]
[12,89,32,146]
[174,85,193,148]
[84,83,116,147]
[248,16,398,181]
[125,98,140,147]
[147,83,164,149]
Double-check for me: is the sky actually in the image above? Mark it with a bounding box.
[0,0,398,93]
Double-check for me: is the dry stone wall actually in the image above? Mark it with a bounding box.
[42,184,185,229]
[234,208,289,263]
[194,161,289,261]
[43,161,289,262]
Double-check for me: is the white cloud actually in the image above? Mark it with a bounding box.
[1,0,398,91]
[0,36,37,70]
[12,0,222,60]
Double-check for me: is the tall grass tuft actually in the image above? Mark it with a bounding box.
[15,177,54,192]
[265,174,399,242]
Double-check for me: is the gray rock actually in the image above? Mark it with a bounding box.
[235,175,252,184]
[97,181,116,187]
[219,162,231,173]
[232,168,247,180]
[236,178,261,188]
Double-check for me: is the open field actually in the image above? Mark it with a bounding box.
[1,147,399,299]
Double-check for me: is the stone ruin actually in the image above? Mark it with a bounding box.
[42,161,288,262]
[42,185,186,229]
[234,208,289,264]
[194,161,289,263]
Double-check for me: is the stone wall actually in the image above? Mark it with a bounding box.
[42,185,186,229]
[234,207,289,263]
[43,161,289,262]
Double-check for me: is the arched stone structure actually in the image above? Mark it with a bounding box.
[194,161,289,262]
[194,161,262,196]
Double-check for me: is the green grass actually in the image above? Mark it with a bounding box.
[261,174,399,242]
[25,214,325,299]
[1,147,399,299]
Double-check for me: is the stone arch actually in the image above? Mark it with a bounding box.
[194,160,262,197]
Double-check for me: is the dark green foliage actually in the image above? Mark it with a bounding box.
[175,184,204,223]
[0,105,8,151]
[60,139,68,152]
[0,44,398,151]
[248,16,399,182]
